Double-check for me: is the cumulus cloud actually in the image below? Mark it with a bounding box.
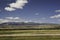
[0,17,36,24]
[0,17,23,23]
[50,14,60,18]
[0,19,9,23]
[5,7,16,11]
[5,0,28,11]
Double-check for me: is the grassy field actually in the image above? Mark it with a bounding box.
[0,30,60,34]
[0,36,60,40]
[0,30,60,40]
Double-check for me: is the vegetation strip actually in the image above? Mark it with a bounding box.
[0,34,60,36]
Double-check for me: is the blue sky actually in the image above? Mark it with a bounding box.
[0,0,60,24]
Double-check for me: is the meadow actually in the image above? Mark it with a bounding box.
[0,30,60,40]
[0,36,60,40]
[0,24,60,40]
[0,30,60,34]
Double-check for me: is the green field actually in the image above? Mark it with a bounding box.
[0,30,60,34]
[0,30,60,40]
[0,36,60,40]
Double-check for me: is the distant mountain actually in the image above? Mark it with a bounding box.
[0,22,59,25]
[0,22,60,30]
[0,22,41,25]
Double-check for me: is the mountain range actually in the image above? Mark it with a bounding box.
[0,22,60,30]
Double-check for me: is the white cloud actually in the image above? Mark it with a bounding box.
[5,17,25,22]
[5,0,28,11]
[5,17,20,20]
[55,10,60,12]
[35,13,39,16]
[50,14,60,18]
[0,17,42,23]
[0,17,22,23]
[6,17,14,19]
[0,19,9,23]
[5,7,16,11]
[14,17,20,19]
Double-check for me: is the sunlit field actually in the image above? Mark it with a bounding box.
[0,30,60,34]
[0,36,60,40]
[0,30,60,40]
